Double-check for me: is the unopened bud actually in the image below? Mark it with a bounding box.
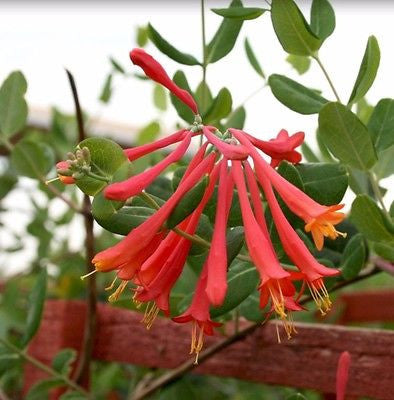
[72,171,85,180]
[67,152,76,160]
[81,165,91,173]
[57,168,73,176]
[82,147,91,164]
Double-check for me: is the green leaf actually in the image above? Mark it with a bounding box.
[153,84,167,111]
[212,7,266,20]
[76,137,127,196]
[206,0,244,64]
[348,36,380,105]
[269,74,328,115]
[11,139,54,179]
[194,81,213,115]
[373,145,394,179]
[341,233,366,280]
[224,106,246,130]
[109,57,126,74]
[356,97,374,125]
[170,71,195,123]
[271,0,322,56]
[52,348,77,375]
[167,176,208,229]
[0,169,17,200]
[26,378,63,400]
[0,71,28,137]
[350,195,394,242]
[244,38,265,79]
[367,98,394,152]
[239,292,264,322]
[99,73,113,104]
[318,102,377,170]
[137,121,160,145]
[21,268,47,347]
[296,163,348,205]
[286,54,311,75]
[136,26,148,47]
[301,142,320,162]
[373,241,394,262]
[59,392,88,400]
[310,0,336,40]
[210,262,259,318]
[226,226,245,265]
[148,23,201,66]
[203,88,232,123]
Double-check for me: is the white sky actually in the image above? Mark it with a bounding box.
[0,1,393,274]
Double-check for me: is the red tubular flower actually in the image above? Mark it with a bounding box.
[203,126,249,160]
[231,128,346,251]
[232,160,298,326]
[92,152,216,273]
[244,129,304,167]
[124,129,189,161]
[136,163,220,316]
[205,159,232,306]
[56,161,75,184]
[256,164,339,315]
[173,263,221,363]
[105,132,192,201]
[130,48,198,114]
[336,351,351,400]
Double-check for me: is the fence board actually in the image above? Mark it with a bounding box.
[24,300,394,399]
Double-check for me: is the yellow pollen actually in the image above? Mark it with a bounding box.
[108,280,128,303]
[190,321,204,364]
[268,285,287,320]
[141,302,160,330]
[132,291,143,309]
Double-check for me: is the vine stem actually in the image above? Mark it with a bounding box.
[138,192,251,263]
[130,265,383,400]
[66,70,97,385]
[199,0,207,146]
[312,54,342,103]
[0,338,89,396]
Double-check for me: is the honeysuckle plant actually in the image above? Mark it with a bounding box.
[0,0,393,398]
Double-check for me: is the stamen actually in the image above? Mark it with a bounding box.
[307,281,332,315]
[141,302,159,330]
[80,269,97,281]
[189,321,205,365]
[108,280,128,303]
[105,275,118,291]
[132,290,143,309]
[45,177,60,185]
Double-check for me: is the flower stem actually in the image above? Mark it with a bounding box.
[86,171,110,183]
[200,0,207,146]
[312,54,342,103]
[0,338,89,396]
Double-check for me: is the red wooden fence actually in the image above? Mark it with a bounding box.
[24,293,394,399]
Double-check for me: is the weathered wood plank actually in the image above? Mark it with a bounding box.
[25,300,394,399]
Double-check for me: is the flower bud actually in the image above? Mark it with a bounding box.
[56,161,75,184]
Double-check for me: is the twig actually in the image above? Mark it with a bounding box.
[66,70,97,385]
[130,265,382,400]
[0,338,89,396]
[312,54,341,103]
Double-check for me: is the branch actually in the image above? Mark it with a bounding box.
[130,265,382,400]
[66,70,97,385]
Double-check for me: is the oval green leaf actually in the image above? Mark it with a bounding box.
[271,0,322,56]
[206,0,243,64]
[318,102,377,170]
[269,74,328,115]
[11,139,55,179]
[203,87,232,123]
[244,38,265,79]
[76,137,127,196]
[21,268,47,347]
[210,262,259,318]
[0,71,28,137]
[341,233,366,280]
[310,0,336,41]
[286,54,311,75]
[212,7,266,20]
[224,106,246,130]
[367,98,394,152]
[170,71,195,123]
[148,23,201,66]
[348,36,380,105]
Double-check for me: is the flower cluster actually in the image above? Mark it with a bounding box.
[87,49,345,361]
